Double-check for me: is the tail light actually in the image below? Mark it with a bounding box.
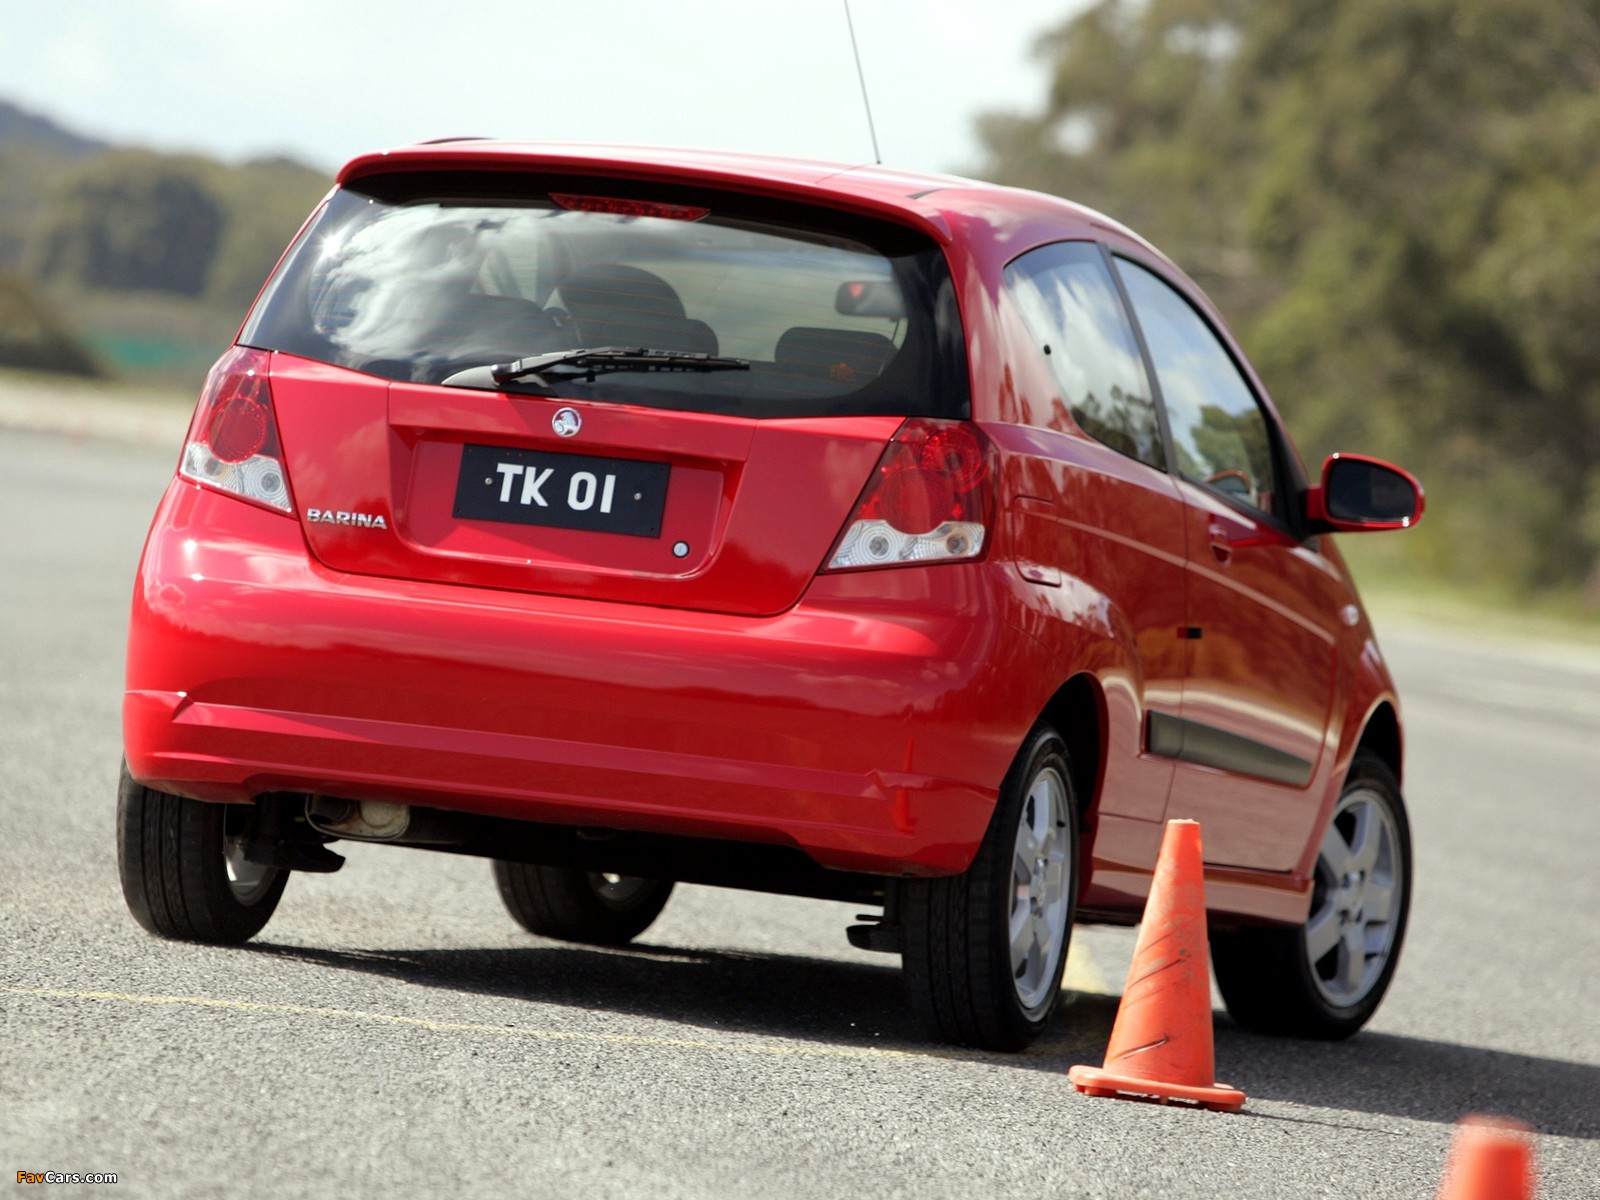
[826,419,993,571]
[179,346,294,514]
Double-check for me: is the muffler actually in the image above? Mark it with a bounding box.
[304,797,464,844]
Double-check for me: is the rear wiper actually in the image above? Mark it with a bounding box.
[490,347,750,385]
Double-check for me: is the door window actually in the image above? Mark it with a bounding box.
[1003,243,1164,469]
[1116,258,1279,517]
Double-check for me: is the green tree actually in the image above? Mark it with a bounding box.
[27,150,225,296]
[976,0,1600,600]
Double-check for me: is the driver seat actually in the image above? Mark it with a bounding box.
[555,264,717,354]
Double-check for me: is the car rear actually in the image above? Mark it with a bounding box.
[124,147,1031,878]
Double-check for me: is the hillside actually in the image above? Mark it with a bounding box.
[0,99,329,386]
[0,99,106,158]
[0,269,100,375]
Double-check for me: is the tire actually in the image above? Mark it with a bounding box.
[493,861,673,946]
[116,762,288,944]
[901,726,1080,1051]
[1212,749,1412,1039]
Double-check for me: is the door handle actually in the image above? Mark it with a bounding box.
[1207,523,1234,565]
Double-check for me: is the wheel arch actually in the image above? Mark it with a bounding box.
[1035,672,1105,831]
[1354,700,1403,787]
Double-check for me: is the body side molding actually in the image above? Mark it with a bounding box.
[1145,710,1315,788]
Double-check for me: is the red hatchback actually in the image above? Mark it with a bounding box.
[119,143,1423,1050]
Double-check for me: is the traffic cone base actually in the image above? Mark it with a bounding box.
[1068,1064,1245,1112]
[1068,819,1245,1113]
[1436,1114,1536,1200]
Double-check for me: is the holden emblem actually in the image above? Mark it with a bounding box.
[551,407,582,438]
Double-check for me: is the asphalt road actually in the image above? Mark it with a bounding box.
[2,420,1597,1199]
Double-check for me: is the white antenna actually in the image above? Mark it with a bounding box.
[843,0,883,165]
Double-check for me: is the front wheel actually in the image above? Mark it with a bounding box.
[1212,749,1412,1039]
[901,726,1080,1051]
[116,763,288,944]
[493,861,673,946]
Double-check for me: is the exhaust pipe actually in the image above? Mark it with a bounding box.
[305,797,463,844]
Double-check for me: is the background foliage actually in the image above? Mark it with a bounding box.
[976,0,1600,602]
[0,105,327,384]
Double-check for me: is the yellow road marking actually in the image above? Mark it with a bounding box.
[3,943,1109,1060]
[1064,940,1111,995]
[1,984,931,1060]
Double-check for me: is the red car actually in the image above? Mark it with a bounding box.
[119,143,1423,1050]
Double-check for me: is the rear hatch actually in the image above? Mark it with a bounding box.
[243,168,970,616]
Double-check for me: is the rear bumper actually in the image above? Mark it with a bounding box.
[125,482,1029,875]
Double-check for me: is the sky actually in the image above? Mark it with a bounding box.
[0,0,1091,177]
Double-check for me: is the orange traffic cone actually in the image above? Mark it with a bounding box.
[1437,1115,1538,1200]
[1068,819,1245,1111]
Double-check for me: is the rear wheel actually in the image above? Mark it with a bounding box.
[1212,750,1412,1039]
[116,762,288,944]
[493,861,673,946]
[901,726,1079,1051]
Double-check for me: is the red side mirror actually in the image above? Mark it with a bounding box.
[1306,454,1424,533]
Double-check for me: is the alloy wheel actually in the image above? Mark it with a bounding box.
[1305,786,1403,1007]
[1009,766,1073,1013]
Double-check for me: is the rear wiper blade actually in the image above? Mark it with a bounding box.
[491,346,750,385]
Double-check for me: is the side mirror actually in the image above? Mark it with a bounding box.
[1306,454,1424,533]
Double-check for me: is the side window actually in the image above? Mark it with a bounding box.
[1116,257,1279,517]
[1003,242,1164,469]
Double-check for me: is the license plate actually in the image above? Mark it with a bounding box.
[453,444,669,537]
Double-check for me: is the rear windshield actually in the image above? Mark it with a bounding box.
[241,171,970,419]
